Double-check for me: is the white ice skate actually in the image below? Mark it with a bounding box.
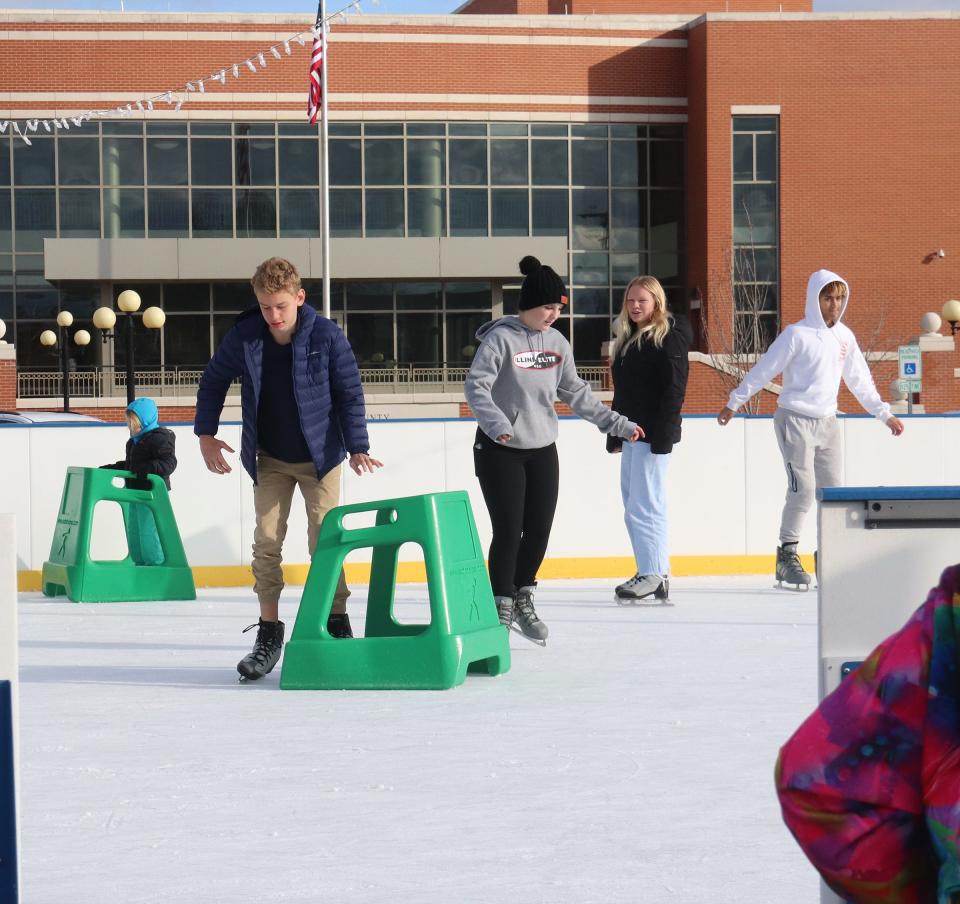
[775,545,811,591]
[614,574,673,607]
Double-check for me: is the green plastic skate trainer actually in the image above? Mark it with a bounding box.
[41,466,196,603]
[280,491,510,690]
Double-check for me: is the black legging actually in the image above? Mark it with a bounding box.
[473,428,560,598]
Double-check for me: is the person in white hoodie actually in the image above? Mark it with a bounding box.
[465,255,641,643]
[717,269,904,588]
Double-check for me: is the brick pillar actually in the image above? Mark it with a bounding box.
[0,344,15,411]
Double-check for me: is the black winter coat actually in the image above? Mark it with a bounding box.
[608,314,692,455]
[103,426,177,490]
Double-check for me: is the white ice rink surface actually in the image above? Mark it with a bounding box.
[18,576,823,904]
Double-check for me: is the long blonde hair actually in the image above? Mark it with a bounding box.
[612,276,671,357]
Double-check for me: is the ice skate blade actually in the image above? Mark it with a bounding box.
[510,624,547,647]
[615,595,674,607]
[774,581,810,592]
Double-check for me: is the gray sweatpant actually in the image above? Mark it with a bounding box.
[773,408,842,545]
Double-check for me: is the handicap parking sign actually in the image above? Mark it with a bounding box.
[898,345,922,388]
[904,362,917,375]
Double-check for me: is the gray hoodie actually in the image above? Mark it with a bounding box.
[465,315,638,449]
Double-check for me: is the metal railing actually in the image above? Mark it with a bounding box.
[17,362,610,399]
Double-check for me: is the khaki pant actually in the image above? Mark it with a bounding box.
[252,452,350,613]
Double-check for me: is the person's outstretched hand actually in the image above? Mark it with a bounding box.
[199,435,235,475]
[717,406,735,426]
[349,452,384,475]
[627,425,644,442]
[886,416,905,436]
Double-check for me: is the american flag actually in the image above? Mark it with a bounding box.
[307,0,324,125]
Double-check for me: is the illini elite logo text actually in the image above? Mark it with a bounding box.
[513,350,562,370]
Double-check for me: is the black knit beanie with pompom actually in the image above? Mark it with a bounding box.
[518,255,568,311]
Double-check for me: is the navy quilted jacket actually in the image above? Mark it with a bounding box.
[193,304,369,483]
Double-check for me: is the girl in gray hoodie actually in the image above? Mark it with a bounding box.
[465,255,640,644]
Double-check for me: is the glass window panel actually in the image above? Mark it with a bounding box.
[571,316,610,361]
[735,282,778,316]
[611,141,646,187]
[214,313,240,348]
[573,252,608,287]
[650,190,685,249]
[364,123,402,136]
[346,311,394,365]
[330,123,361,136]
[15,270,58,319]
[14,189,56,251]
[0,137,9,187]
[407,188,444,237]
[191,138,232,185]
[330,138,361,185]
[147,122,187,135]
[58,138,99,186]
[755,133,777,182]
[364,139,403,185]
[531,140,567,185]
[573,124,608,138]
[733,183,776,244]
[734,311,778,353]
[397,311,440,364]
[303,280,335,316]
[406,139,445,186]
[278,139,318,185]
[532,189,567,237]
[649,251,683,284]
[235,123,276,137]
[570,288,609,315]
[396,281,441,311]
[214,283,253,311]
[0,191,10,251]
[147,137,188,185]
[611,189,647,251]
[406,123,444,136]
[234,133,277,185]
[490,123,527,136]
[365,189,403,237]
[650,142,684,188]
[735,246,778,283]
[446,312,487,362]
[449,189,487,236]
[531,124,566,137]
[572,188,608,250]
[611,125,646,139]
[611,252,645,286]
[15,322,60,366]
[347,282,392,311]
[103,137,144,186]
[571,139,607,185]
[235,189,276,237]
[330,188,360,237]
[278,124,318,137]
[279,188,319,236]
[491,188,528,236]
[445,281,490,310]
[59,189,100,238]
[104,188,145,238]
[502,286,520,315]
[102,122,143,136]
[490,140,527,185]
[650,124,685,139]
[191,123,231,136]
[449,123,486,136]
[449,140,486,185]
[733,134,753,181]
[733,116,777,133]
[0,270,12,320]
[147,189,188,237]
[14,139,54,186]
[191,189,232,237]
[163,283,209,313]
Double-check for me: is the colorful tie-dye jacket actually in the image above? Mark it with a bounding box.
[776,564,960,904]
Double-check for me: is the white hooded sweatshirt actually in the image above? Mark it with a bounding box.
[726,269,892,421]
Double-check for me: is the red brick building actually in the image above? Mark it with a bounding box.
[0,2,956,419]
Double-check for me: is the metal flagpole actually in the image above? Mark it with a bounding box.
[319,0,331,321]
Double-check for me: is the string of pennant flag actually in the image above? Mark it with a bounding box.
[1,0,369,145]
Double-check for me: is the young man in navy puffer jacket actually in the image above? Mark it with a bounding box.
[194,257,383,681]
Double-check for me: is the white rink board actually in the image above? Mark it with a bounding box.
[2,414,953,573]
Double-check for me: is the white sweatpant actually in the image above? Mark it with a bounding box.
[620,441,671,576]
[773,408,842,545]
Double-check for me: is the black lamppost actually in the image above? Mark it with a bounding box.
[38,311,91,412]
[93,290,165,404]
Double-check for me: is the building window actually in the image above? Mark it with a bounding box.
[732,115,779,352]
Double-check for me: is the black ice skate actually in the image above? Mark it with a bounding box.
[494,595,515,628]
[512,586,548,645]
[775,545,811,591]
[237,618,285,681]
[614,574,672,606]
[327,613,354,638]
